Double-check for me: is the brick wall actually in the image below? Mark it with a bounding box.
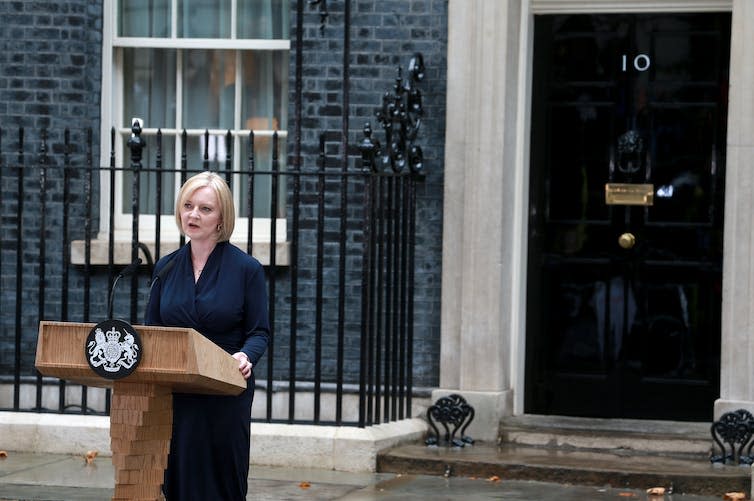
[286,0,447,387]
[0,1,104,378]
[0,0,102,130]
[0,0,447,391]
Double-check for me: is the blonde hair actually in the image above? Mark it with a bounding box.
[175,171,235,241]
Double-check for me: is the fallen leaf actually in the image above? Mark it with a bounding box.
[724,493,746,501]
[646,487,665,495]
[0,451,7,459]
[618,492,637,498]
[84,450,98,464]
[487,475,501,483]
[298,481,311,489]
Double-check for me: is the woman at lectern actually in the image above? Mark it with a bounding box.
[145,171,270,500]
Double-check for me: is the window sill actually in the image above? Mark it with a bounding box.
[70,239,290,267]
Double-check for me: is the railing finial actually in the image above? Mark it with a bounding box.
[359,53,425,174]
[127,118,145,165]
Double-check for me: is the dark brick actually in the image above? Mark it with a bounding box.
[2,0,447,392]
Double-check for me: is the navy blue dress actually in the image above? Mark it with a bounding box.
[145,241,270,501]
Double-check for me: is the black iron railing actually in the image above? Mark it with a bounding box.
[0,123,421,428]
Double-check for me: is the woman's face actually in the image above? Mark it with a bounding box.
[180,186,222,243]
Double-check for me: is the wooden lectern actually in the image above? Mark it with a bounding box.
[35,321,246,501]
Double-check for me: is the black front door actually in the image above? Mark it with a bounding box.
[525,13,730,421]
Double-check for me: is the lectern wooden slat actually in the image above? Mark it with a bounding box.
[35,321,246,501]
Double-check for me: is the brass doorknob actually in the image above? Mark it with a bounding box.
[618,232,636,249]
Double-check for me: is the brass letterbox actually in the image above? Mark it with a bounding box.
[605,183,654,206]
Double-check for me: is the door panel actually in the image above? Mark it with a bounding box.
[525,13,730,421]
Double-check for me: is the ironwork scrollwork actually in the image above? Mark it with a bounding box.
[359,53,425,174]
[308,0,328,33]
[710,408,754,465]
[425,394,475,448]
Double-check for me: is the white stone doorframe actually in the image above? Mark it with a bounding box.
[439,0,738,443]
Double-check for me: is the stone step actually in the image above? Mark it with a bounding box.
[377,442,749,496]
[377,415,750,496]
[498,414,713,458]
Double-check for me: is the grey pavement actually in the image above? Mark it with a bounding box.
[0,452,737,500]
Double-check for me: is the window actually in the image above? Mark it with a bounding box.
[94,0,289,263]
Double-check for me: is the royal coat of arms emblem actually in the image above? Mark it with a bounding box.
[85,319,142,379]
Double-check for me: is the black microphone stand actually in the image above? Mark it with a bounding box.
[107,258,142,320]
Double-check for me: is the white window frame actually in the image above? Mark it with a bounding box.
[90,0,289,265]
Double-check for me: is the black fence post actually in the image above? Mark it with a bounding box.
[35,129,49,411]
[13,128,24,411]
[0,117,423,428]
[127,120,145,322]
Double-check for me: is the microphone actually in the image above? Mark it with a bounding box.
[151,256,177,287]
[107,258,142,320]
[145,256,177,321]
